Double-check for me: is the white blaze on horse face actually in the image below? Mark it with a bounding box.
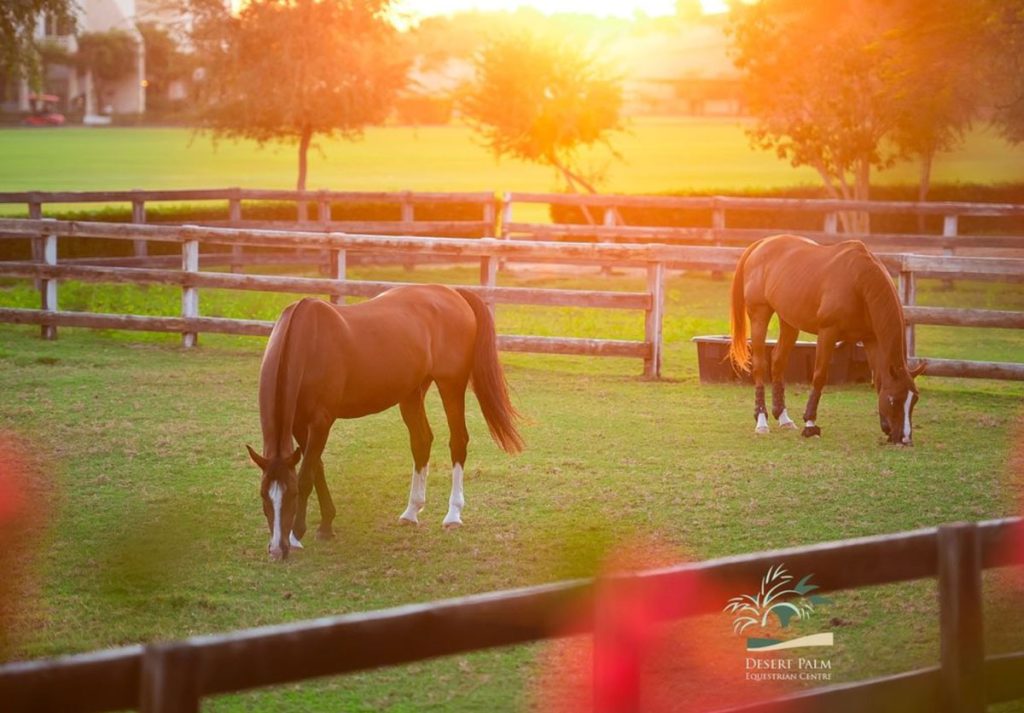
[399,465,428,524]
[443,463,465,528]
[268,481,284,556]
[902,392,914,444]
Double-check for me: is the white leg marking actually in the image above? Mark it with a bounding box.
[902,392,913,444]
[443,463,465,528]
[399,465,428,524]
[778,409,796,429]
[805,420,816,428]
[754,412,769,435]
[289,531,303,549]
[268,481,283,558]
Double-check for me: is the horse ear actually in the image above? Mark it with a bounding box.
[246,445,268,470]
[288,447,302,467]
[910,360,927,379]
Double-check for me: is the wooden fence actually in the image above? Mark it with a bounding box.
[0,518,1021,713]
[500,192,1024,255]
[1,218,1023,380]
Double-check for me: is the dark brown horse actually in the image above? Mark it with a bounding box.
[247,285,523,560]
[729,235,924,442]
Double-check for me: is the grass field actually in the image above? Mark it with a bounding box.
[2,118,1024,198]
[1,264,1023,711]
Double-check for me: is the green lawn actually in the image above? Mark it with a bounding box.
[2,118,1024,199]
[1,265,1022,710]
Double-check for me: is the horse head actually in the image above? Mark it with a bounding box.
[246,445,302,560]
[877,362,926,445]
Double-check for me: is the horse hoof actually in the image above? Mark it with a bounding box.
[316,526,334,540]
[754,425,769,435]
[779,419,797,430]
[398,515,419,526]
[442,516,463,529]
[801,426,822,438]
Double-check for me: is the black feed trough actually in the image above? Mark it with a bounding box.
[692,336,872,385]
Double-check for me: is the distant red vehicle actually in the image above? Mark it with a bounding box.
[22,93,66,127]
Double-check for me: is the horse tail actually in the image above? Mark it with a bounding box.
[455,288,524,454]
[728,241,758,373]
[261,297,317,457]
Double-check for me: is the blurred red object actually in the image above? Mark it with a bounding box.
[534,541,792,713]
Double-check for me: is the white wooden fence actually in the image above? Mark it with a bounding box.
[1,198,1023,379]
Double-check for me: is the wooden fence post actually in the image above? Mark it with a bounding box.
[711,201,725,279]
[296,192,308,223]
[644,261,665,379]
[480,254,497,315]
[483,196,497,238]
[140,643,200,713]
[942,215,959,289]
[824,212,838,235]
[401,192,415,271]
[937,523,985,713]
[600,207,616,276]
[229,190,243,273]
[898,267,916,358]
[330,248,347,306]
[39,221,58,340]
[132,192,148,259]
[181,238,199,348]
[28,200,42,291]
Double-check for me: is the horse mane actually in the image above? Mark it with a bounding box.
[857,254,910,382]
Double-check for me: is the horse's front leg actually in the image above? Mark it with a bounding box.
[802,328,839,438]
[295,419,331,542]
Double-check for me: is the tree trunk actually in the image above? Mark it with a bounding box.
[296,126,312,191]
[917,151,933,234]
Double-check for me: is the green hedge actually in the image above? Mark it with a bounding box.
[550,183,1024,236]
[0,199,488,261]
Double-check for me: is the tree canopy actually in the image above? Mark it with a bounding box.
[729,0,990,230]
[460,33,623,195]
[1,0,76,83]
[191,0,407,190]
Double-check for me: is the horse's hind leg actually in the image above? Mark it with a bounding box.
[748,305,773,435]
[436,377,470,528]
[771,320,799,429]
[398,388,433,525]
[802,327,839,438]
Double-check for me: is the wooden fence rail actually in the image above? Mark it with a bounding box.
[1,218,1024,379]
[501,191,1024,255]
[0,519,1021,713]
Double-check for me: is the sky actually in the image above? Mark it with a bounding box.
[398,0,729,19]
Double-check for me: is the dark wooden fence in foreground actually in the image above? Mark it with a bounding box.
[0,519,1021,712]
[1,218,1023,379]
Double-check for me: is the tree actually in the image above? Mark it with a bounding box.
[460,32,623,197]
[728,0,987,231]
[137,22,195,114]
[76,30,140,113]
[191,0,407,190]
[1,0,76,85]
[985,0,1024,144]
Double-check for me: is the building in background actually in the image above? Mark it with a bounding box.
[1,0,145,122]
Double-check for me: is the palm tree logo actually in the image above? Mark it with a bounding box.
[724,564,834,651]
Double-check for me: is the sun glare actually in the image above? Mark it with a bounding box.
[398,0,729,19]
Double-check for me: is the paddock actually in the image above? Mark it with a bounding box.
[0,191,1023,711]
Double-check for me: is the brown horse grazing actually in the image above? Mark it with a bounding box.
[729,235,925,443]
[246,285,524,560]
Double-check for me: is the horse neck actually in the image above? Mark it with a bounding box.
[859,263,909,384]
